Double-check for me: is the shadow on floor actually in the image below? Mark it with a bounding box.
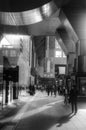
[0,121,17,129]
[14,110,76,130]
[56,112,75,127]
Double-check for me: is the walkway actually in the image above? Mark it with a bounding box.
[0,91,86,130]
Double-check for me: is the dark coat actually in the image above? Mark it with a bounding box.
[69,88,78,103]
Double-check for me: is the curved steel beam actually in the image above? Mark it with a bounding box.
[59,10,79,43]
[0,1,58,25]
[55,31,68,56]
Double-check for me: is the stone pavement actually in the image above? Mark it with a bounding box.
[49,101,86,130]
[0,90,41,129]
[0,91,32,115]
[0,90,44,118]
[0,91,86,130]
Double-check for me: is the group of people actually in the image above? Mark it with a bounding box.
[64,84,78,114]
[46,84,57,97]
[28,83,78,114]
[29,84,35,95]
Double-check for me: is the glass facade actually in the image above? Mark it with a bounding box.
[55,39,66,58]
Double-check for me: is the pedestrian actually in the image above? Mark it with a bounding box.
[46,85,50,96]
[54,84,57,97]
[69,85,78,114]
[64,88,68,105]
[50,85,53,96]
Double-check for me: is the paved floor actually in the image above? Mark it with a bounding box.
[0,91,86,130]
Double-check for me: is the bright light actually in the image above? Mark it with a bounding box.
[55,51,62,57]
[55,39,61,49]
[4,34,24,39]
[0,37,12,48]
[0,34,29,48]
[63,52,66,57]
[59,66,66,74]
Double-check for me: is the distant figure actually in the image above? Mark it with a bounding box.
[32,84,35,94]
[54,85,57,97]
[50,85,53,96]
[64,88,68,105]
[29,84,35,95]
[69,85,78,114]
[46,85,50,96]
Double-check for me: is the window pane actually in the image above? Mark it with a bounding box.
[62,52,66,57]
[2,50,9,56]
[55,39,61,49]
[55,51,62,57]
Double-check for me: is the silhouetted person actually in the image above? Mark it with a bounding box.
[29,84,35,95]
[54,85,57,97]
[50,85,53,96]
[64,88,68,105]
[32,84,35,94]
[69,85,78,114]
[46,85,50,96]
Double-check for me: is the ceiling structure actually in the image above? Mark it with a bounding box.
[33,36,46,62]
[0,0,85,58]
[0,1,61,36]
[0,0,71,12]
[0,0,85,33]
[0,0,74,33]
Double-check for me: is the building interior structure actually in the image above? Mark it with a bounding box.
[0,0,86,106]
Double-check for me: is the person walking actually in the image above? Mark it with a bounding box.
[54,84,57,97]
[46,85,50,96]
[69,85,78,114]
[64,88,68,105]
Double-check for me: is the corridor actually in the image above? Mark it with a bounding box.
[0,0,86,130]
[0,91,86,130]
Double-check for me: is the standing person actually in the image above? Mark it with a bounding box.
[64,88,68,105]
[54,84,57,97]
[69,85,78,114]
[46,85,50,96]
[50,85,53,96]
[32,84,35,95]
